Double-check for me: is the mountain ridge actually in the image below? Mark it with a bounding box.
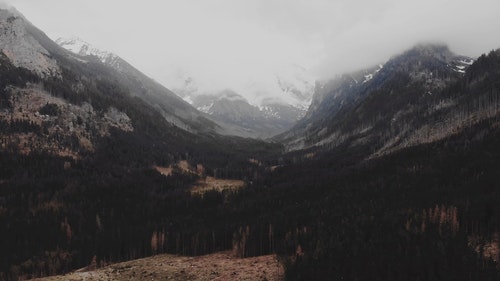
[276,43,479,155]
[55,37,309,138]
[53,36,221,134]
[2,5,500,281]
[170,66,314,138]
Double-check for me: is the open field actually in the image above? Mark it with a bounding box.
[32,251,284,281]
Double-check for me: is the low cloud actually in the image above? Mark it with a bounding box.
[0,1,13,9]
[5,0,500,103]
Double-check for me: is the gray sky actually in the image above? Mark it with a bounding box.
[3,0,500,103]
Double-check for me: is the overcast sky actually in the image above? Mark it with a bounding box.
[4,0,500,103]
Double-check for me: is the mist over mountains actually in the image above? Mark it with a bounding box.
[54,36,314,138]
[1,3,500,281]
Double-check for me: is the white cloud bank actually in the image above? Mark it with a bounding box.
[4,0,500,103]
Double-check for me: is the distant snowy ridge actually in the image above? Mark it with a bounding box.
[171,63,315,111]
[56,37,123,70]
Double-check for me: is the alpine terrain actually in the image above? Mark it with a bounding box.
[171,66,314,138]
[1,5,500,281]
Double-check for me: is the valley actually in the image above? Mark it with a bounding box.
[1,4,500,281]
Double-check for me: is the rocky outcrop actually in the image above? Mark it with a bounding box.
[0,8,60,78]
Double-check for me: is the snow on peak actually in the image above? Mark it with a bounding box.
[56,37,118,65]
[169,63,315,112]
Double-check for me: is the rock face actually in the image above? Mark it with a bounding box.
[0,8,60,78]
[0,6,216,159]
[0,83,133,157]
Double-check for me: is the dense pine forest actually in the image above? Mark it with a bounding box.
[1,5,500,279]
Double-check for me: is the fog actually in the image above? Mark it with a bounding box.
[4,0,500,103]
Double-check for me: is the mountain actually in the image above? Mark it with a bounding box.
[0,8,230,160]
[56,37,120,67]
[0,8,60,78]
[171,65,314,138]
[277,44,478,155]
[189,89,305,138]
[56,38,312,138]
[264,46,500,279]
[55,37,220,134]
[0,7,282,280]
[2,5,500,281]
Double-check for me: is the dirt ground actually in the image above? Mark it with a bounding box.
[32,251,284,281]
[190,177,245,195]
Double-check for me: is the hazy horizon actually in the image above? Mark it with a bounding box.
[3,0,500,104]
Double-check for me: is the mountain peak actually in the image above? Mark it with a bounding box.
[0,4,24,18]
[0,7,60,78]
[383,43,474,76]
[56,36,118,65]
[400,43,455,62]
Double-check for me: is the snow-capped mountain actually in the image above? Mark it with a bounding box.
[171,64,315,110]
[169,65,315,138]
[56,37,313,138]
[55,37,125,70]
[273,64,315,110]
[56,37,220,134]
[188,90,304,138]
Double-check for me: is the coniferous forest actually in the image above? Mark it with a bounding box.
[1,6,500,280]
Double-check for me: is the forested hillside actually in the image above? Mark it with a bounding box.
[1,6,500,281]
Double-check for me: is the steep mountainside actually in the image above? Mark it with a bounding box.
[277,44,478,155]
[57,38,310,138]
[2,5,500,281]
[243,48,500,280]
[55,37,220,134]
[0,7,281,280]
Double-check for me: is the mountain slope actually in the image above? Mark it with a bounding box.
[55,37,220,134]
[277,44,479,156]
[0,8,60,78]
[2,5,499,281]
[0,7,282,280]
[56,37,309,138]
[238,48,500,280]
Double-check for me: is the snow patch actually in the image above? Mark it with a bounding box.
[197,103,214,114]
[459,59,474,65]
[56,37,119,65]
[363,64,384,83]
[363,74,373,83]
[182,95,194,105]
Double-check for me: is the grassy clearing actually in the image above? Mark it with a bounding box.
[32,251,283,281]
